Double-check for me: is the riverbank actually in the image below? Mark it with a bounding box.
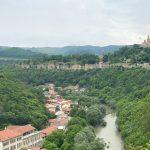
[95,107,124,150]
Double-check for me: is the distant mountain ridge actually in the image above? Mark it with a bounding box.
[0,46,45,59]
[27,45,123,55]
[0,45,123,59]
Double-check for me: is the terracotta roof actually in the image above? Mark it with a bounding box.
[0,124,36,142]
[0,129,21,142]
[48,117,68,126]
[7,124,35,135]
[48,119,57,123]
[61,100,72,105]
[31,147,41,150]
[57,118,68,126]
[41,126,58,138]
[60,114,68,119]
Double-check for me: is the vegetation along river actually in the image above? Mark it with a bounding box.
[95,108,124,150]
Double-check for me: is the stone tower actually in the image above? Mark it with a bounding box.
[141,35,150,47]
[147,35,150,43]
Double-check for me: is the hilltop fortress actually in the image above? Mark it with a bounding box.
[141,36,150,47]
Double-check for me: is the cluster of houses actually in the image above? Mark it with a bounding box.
[45,84,72,115]
[0,84,73,150]
[43,84,72,131]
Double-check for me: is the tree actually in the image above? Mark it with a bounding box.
[86,105,104,126]
[65,125,83,145]
[61,142,72,150]
[44,131,65,148]
[43,142,58,150]
[74,142,91,150]
[74,127,104,150]
[68,117,87,127]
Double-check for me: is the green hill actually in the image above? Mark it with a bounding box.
[27,45,122,55]
[0,73,49,130]
[0,45,122,60]
[103,45,150,63]
[0,47,45,59]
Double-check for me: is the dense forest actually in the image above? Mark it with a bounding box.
[0,59,23,67]
[0,72,51,130]
[103,45,150,64]
[2,66,149,149]
[29,54,100,65]
[0,52,100,67]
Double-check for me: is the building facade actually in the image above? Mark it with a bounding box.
[0,125,43,150]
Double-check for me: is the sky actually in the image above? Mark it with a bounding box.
[0,0,150,47]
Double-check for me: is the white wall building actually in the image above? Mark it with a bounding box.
[0,125,43,150]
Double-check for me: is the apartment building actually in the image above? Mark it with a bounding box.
[0,125,43,150]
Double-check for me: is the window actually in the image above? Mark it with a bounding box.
[10,145,16,150]
[17,137,21,141]
[23,141,25,145]
[10,139,15,144]
[17,143,22,148]
[3,141,9,146]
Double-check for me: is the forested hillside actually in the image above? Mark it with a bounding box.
[27,45,122,55]
[4,66,150,149]
[0,73,50,130]
[30,54,100,65]
[0,47,46,59]
[103,45,150,63]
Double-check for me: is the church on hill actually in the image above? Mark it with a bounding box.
[141,36,150,47]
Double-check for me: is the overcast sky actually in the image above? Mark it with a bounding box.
[0,0,150,47]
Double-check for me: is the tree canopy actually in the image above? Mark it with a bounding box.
[0,74,50,130]
[103,45,150,64]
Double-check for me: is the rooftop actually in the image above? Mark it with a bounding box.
[0,129,22,142]
[0,124,35,142]
[48,117,68,126]
[41,126,58,138]
[48,119,57,124]
[7,124,35,135]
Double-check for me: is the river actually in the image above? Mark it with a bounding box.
[95,108,124,150]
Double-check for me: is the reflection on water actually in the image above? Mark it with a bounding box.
[95,112,124,150]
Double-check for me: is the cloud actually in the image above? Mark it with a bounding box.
[0,0,149,46]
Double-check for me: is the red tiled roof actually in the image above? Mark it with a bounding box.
[55,118,68,126]
[49,110,56,114]
[31,147,41,150]
[0,124,35,142]
[0,129,21,142]
[61,114,68,119]
[48,117,68,126]
[41,126,58,138]
[48,119,57,123]
[7,125,35,135]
